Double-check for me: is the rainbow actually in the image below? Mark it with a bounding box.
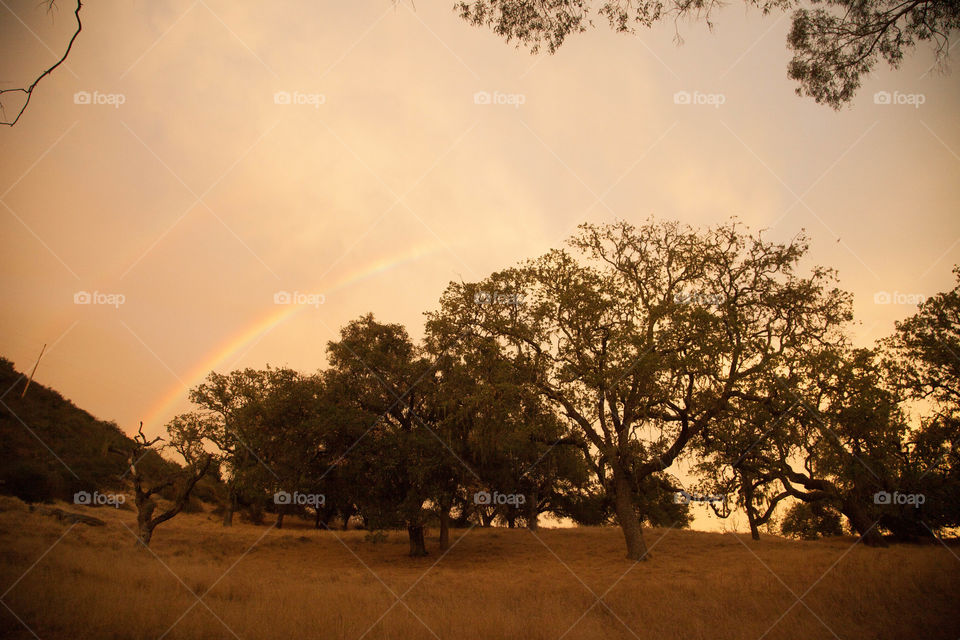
[142,241,445,429]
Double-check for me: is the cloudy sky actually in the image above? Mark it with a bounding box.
[2,0,958,455]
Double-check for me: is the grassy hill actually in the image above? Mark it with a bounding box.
[0,497,957,640]
[0,356,141,502]
[0,356,207,504]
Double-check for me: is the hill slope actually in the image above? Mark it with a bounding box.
[0,356,166,502]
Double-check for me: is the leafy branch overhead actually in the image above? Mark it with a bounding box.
[455,0,959,107]
[0,0,953,124]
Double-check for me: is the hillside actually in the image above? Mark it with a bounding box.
[0,498,957,640]
[0,357,176,502]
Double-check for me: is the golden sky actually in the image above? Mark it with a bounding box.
[2,0,958,464]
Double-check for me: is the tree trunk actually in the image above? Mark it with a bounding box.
[276,510,285,529]
[743,479,761,540]
[438,508,451,550]
[506,513,516,528]
[527,489,539,531]
[748,511,761,541]
[137,523,153,548]
[135,498,157,548]
[314,507,323,530]
[223,488,238,527]
[480,508,494,528]
[341,504,354,530]
[247,501,264,525]
[136,510,154,548]
[841,497,884,547]
[408,525,428,557]
[614,467,649,561]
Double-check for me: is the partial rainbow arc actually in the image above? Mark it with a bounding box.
[142,242,444,428]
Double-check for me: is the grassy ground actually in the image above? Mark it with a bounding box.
[0,497,957,640]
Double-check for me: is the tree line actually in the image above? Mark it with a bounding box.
[148,219,958,558]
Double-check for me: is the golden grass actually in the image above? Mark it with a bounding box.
[0,498,957,640]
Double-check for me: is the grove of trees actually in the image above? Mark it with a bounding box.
[157,219,959,558]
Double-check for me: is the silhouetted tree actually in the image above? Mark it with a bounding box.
[325,314,452,557]
[187,369,282,526]
[883,267,960,535]
[432,219,847,559]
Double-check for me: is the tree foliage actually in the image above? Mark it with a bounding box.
[454,0,958,107]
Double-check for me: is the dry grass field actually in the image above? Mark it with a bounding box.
[0,497,957,640]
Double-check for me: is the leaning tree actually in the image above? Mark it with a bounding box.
[111,421,211,547]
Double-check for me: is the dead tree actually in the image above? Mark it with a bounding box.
[110,422,211,547]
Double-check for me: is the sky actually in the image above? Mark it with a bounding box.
[1,1,958,530]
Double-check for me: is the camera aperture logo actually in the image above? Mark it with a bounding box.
[473,490,526,506]
[873,490,924,507]
[74,290,125,308]
[673,90,726,108]
[873,291,926,305]
[273,91,325,108]
[74,490,125,508]
[473,90,526,108]
[873,90,925,108]
[274,290,325,308]
[673,291,725,306]
[673,490,723,505]
[473,291,525,306]
[273,491,325,506]
[73,90,126,108]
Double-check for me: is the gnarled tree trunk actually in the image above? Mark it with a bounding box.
[136,499,157,548]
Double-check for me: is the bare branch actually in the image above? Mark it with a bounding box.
[0,0,83,126]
